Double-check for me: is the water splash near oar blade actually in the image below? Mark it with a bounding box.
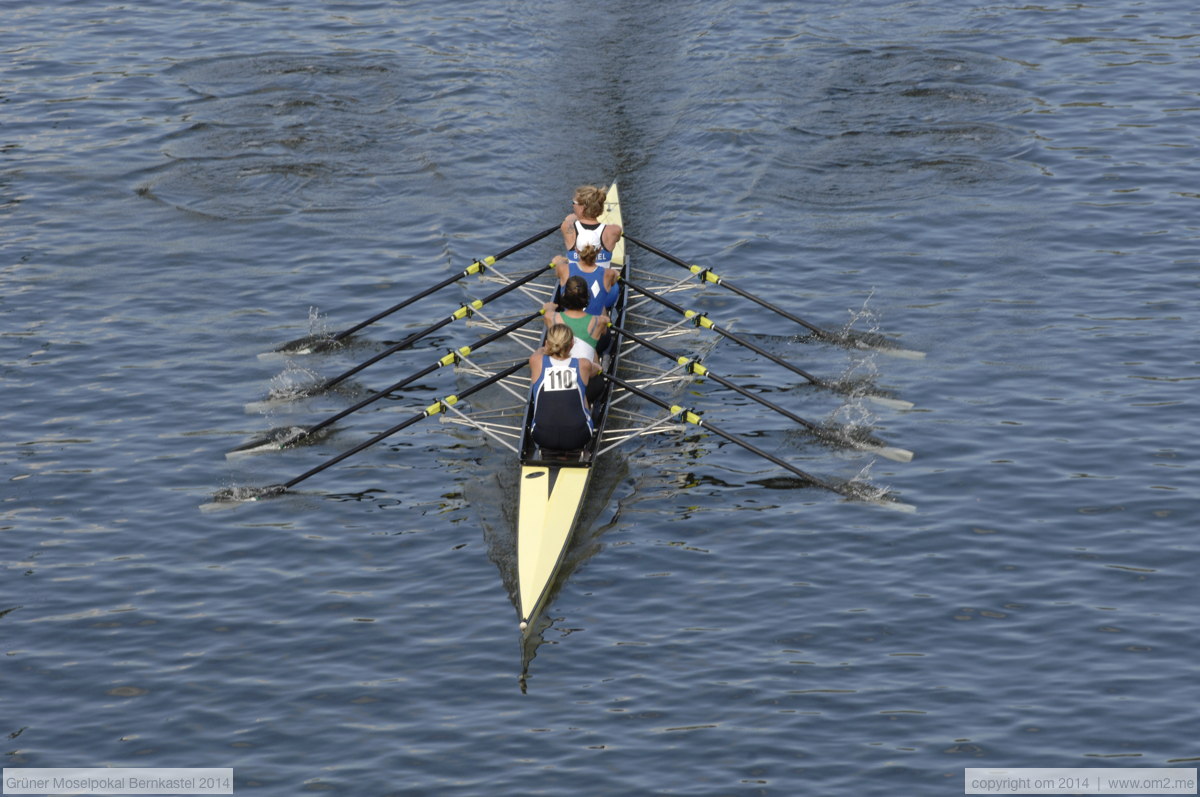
[199,483,288,512]
[225,426,312,459]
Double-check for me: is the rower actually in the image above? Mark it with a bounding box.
[528,324,599,452]
[560,184,623,265]
[552,243,619,317]
[542,275,609,402]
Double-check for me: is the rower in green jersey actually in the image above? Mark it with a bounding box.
[542,275,609,362]
[542,275,609,401]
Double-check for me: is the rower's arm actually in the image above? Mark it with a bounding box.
[603,224,623,253]
[560,215,578,251]
[528,350,544,384]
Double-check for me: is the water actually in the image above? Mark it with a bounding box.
[3,1,1198,794]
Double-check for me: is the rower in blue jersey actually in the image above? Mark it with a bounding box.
[553,243,619,317]
[528,324,599,452]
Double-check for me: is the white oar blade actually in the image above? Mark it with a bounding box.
[873,346,925,360]
[225,427,309,459]
[876,499,918,513]
[870,445,915,463]
[865,395,914,410]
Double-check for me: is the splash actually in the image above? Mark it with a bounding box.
[199,483,287,512]
[266,360,326,402]
[225,425,312,458]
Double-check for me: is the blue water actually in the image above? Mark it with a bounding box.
[3,2,1198,795]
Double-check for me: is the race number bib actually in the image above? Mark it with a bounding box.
[543,363,578,392]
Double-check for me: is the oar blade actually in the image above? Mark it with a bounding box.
[867,444,915,463]
[871,345,925,360]
[225,426,311,459]
[199,483,288,512]
[864,395,915,411]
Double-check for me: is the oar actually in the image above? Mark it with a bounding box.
[624,235,923,358]
[622,278,912,410]
[217,361,528,504]
[272,225,559,355]
[610,324,913,462]
[230,311,543,457]
[603,373,913,510]
[622,277,828,385]
[263,262,553,404]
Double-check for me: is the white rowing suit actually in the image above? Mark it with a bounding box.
[566,220,613,267]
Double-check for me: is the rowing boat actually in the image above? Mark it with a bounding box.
[215,181,916,663]
[515,182,625,634]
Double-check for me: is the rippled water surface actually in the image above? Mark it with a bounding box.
[3,2,1198,795]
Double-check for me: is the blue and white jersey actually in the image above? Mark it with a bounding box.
[566,259,620,316]
[566,220,613,267]
[530,355,594,436]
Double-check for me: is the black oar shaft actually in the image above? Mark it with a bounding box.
[622,278,829,388]
[281,361,526,491]
[316,264,550,392]
[613,324,819,433]
[603,373,841,494]
[282,311,543,447]
[625,234,833,339]
[332,224,557,342]
[334,272,467,342]
[612,323,894,452]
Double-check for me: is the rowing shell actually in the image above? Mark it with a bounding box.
[516,182,625,633]
[218,180,915,639]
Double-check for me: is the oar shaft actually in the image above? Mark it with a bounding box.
[622,278,829,388]
[334,272,465,342]
[319,317,453,392]
[316,264,551,392]
[612,323,895,453]
[300,362,441,441]
[332,225,557,342]
[603,373,841,494]
[612,324,818,433]
[282,361,526,491]
[625,234,833,338]
[291,311,543,445]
